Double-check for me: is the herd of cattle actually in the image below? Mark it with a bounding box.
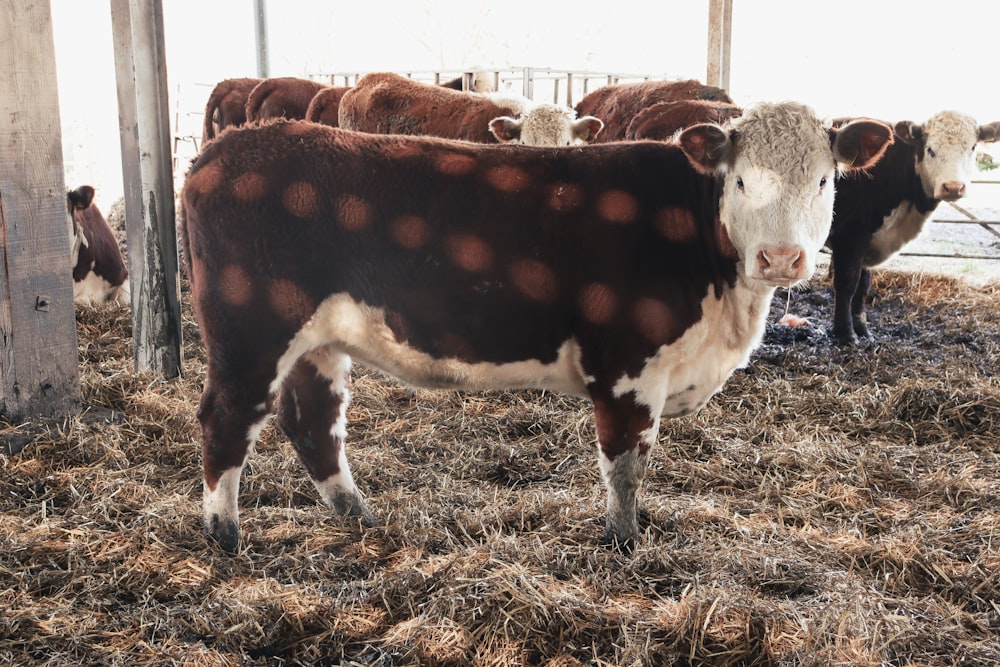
[68,71,999,551]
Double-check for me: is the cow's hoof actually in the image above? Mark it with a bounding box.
[209,514,241,553]
[602,528,636,555]
[833,328,859,346]
[330,492,377,528]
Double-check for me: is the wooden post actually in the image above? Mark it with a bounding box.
[110,0,182,378]
[707,0,733,91]
[0,1,81,423]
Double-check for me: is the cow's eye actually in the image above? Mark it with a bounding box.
[819,176,827,191]
[735,177,745,192]
[927,146,937,158]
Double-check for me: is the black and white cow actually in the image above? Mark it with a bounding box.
[828,110,1000,343]
[180,103,891,552]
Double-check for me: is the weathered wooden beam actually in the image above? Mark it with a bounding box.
[110,0,182,378]
[707,0,733,91]
[0,0,81,423]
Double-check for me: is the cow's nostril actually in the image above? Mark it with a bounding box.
[941,181,966,198]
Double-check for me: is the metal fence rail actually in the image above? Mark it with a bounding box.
[901,179,1000,262]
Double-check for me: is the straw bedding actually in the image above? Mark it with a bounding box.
[2,268,999,666]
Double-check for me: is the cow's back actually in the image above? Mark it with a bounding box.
[626,100,743,141]
[305,86,350,126]
[202,77,262,143]
[576,79,734,142]
[338,72,519,143]
[246,77,329,123]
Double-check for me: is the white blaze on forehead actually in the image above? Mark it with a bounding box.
[917,110,980,198]
[720,102,837,284]
[518,104,586,146]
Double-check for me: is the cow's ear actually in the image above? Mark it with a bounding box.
[978,121,1000,143]
[893,120,923,143]
[67,185,96,211]
[489,116,521,143]
[831,119,893,171]
[678,123,731,173]
[573,116,604,142]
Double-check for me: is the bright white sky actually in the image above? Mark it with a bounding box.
[50,0,999,204]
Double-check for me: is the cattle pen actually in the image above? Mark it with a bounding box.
[5,63,1000,665]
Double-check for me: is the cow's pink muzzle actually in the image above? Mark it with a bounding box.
[755,246,807,285]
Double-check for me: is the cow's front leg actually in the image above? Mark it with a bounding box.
[591,390,658,551]
[850,267,873,339]
[198,375,273,553]
[277,350,375,528]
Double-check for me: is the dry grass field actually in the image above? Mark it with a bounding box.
[2,267,999,666]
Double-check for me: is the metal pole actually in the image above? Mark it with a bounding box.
[254,0,269,78]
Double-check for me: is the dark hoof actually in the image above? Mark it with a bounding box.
[331,492,377,528]
[602,528,636,555]
[210,515,240,553]
[833,328,859,346]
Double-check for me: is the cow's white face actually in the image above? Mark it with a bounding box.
[898,111,985,201]
[678,102,893,289]
[489,104,604,146]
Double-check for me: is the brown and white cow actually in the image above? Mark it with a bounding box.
[575,79,734,143]
[202,77,263,144]
[68,186,129,307]
[304,86,351,127]
[338,72,603,146]
[245,76,329,123]
[180,103,891,553]
[827,110,1000,343]
[625,100,743,141]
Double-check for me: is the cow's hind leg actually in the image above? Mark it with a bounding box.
[198,375,274,552]
[831,246,866,345]
[591,391,658,552]
[277,350,375,528]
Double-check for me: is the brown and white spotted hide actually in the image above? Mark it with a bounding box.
[304,86,351,127]
[827,110,1000,343]
[575,78,735,143]
[180,103,891,552]
[625,100,743,141]
[202,77,262,144]
[245,76,329,123]
[68,186,129,307]
[338,72,601,146]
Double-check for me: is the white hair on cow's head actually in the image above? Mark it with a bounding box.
[489,102,604,147]
[896,110,992,201]
[678,101,892,288]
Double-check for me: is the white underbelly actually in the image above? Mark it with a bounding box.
[74,269,126,306]
[273,287,768,422]
[271,293,590,396]
[866,201,934,267]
